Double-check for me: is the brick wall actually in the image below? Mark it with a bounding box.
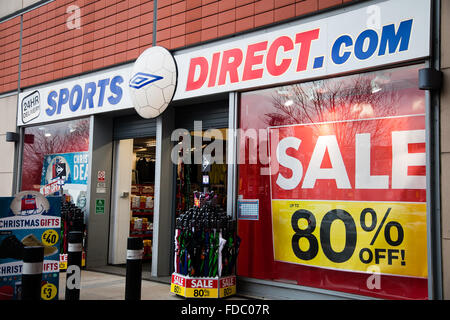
[0,16,21,93]
[0,0,355,95]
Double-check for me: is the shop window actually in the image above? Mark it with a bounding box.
[21,118,90,201]
[237,65,428,299]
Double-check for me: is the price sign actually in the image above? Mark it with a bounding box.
[41,229,59,246]
[171,273,236,298]
[219,276,236,298]
[171,283,185,296]
[272,200,427,277]
[268,115,428,279]
[41,282,58,300]
[185,279,218,298]
[170,274,186,297]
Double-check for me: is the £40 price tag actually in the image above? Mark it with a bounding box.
[41,229,59,246]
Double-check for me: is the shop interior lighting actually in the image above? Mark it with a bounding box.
[44,133,52,137]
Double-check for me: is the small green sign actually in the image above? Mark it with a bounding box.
[95,198,105,214]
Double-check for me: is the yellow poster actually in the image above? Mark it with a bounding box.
[272,200,427,278]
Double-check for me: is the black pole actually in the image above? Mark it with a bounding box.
[125,237,143,300]
[21,246,44,300]
[65,231,83,300]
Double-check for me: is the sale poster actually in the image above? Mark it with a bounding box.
[268,114,427,279]
[0,191,61,300]
[40,152,88,214]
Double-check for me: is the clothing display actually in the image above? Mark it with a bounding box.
[135,158,155,184]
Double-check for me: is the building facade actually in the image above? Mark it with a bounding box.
[0,0,448,300]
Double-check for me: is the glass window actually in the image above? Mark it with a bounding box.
[21,118,90,204]
[237,65,428,299]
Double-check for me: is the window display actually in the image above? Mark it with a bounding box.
[21,118,90,196]
[237,65,428,299]
[171,192,239,299]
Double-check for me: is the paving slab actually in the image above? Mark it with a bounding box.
[58,270,182,300]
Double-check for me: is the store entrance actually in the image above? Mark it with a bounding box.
[175,128,228,216]
[108,136,156,276]
[130,137,156,270]
[172,128,228,275]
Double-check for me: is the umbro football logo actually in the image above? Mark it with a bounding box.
[129,72,163,89]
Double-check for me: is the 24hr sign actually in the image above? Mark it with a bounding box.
[268,114,427,278]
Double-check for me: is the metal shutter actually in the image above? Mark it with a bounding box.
[112,114,157,140]
[175,100,229,130]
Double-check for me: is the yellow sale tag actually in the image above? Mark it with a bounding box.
[220,285,236,298]
[272,200,427,278]
[171,283,185,296]
[185,287,218,298]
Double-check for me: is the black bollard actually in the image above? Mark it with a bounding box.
[21,246,44,300]
[65,231,83,300]
[125,237,143,300]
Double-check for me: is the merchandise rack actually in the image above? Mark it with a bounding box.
[130,184,154,261]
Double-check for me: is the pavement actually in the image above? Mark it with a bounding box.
[58,270,182,300]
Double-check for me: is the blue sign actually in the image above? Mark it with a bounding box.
[45,75,124,116]
[41,152,89,187]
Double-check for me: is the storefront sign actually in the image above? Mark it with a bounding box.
[173,0,430,99]
[17,64,133,126]
[268,115,427,278]
[17,0,430,126]
[0,192,61,300]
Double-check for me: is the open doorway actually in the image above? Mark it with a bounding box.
[175,128,228,216]
[108,136,156,275]
[130,137,156,269]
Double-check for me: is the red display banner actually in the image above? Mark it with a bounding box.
[268,114,427,281]
[269,115,426,202]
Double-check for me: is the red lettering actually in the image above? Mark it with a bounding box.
[208,52,221,87]
[295,28,320,72]
[218,48,243,85]
[186,57,209,91]
[267,36,294,76]
[242,41,268,81]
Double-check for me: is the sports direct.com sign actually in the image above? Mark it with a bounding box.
[17,0,430,126]
[174,0,430,99]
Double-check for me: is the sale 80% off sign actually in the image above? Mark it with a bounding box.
[269,117,428,278]
[272,200,427,278]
